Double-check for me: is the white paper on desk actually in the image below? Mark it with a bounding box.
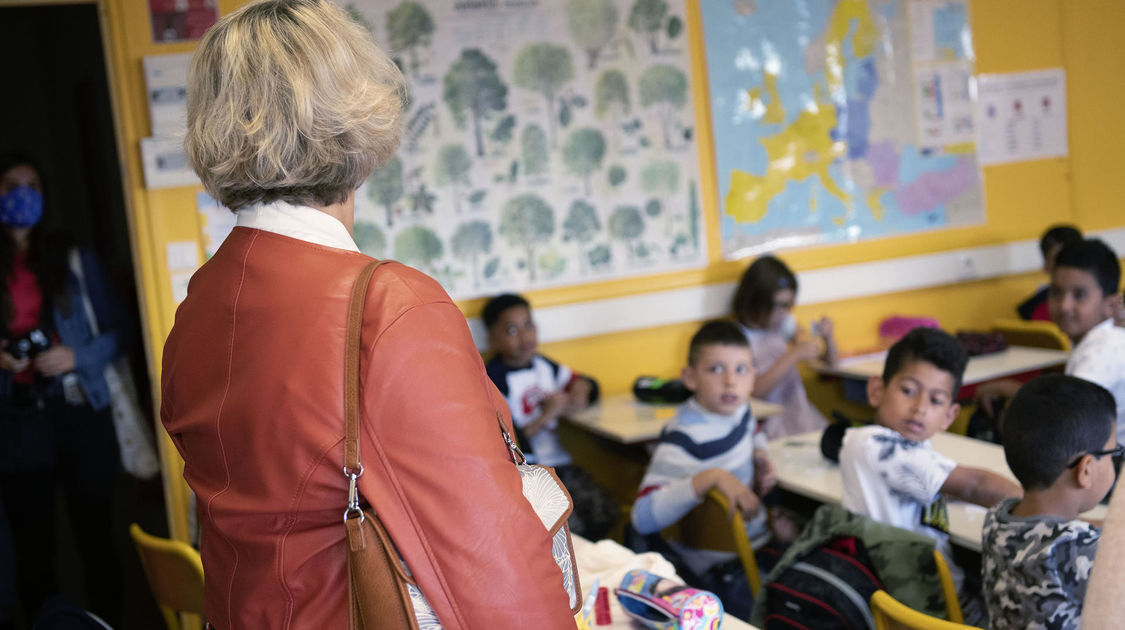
[977,68,1067,165]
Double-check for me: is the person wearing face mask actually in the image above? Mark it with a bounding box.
[731,255,838,439]
[0,152,124,626]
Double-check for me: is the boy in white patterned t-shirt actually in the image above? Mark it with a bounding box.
[1050,239,1125,443]
[840,327,1022,617]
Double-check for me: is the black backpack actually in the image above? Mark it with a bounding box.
[762,535,883,630]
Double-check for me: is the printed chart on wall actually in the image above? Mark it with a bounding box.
[702,0,984,259]
[347,0,706,299]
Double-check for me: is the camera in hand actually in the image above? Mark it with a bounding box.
[8,328,51,360]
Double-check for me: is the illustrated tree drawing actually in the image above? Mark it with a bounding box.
[566,0,618,69]
[562,127,607,195]
[608,165,627,187]
[353,221,386,258]
[433,143,472,214]
[639,64,688,149]
[562,200,601,275]
[443,49,508,157]
[641,159,679,197]
[521,124,549,177]
[500,193,555,282]
[393,225,444,273]
[451,220,493,288]
[628,0,669,54]
[595,69,631,149]
[386,2,434,74]
[491,114,517,147]
[366,155,403,227]
[608,204,645,262]
[513,43,574,148]
[409,183,436,216]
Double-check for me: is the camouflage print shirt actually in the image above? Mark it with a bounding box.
[982,497,1100,630]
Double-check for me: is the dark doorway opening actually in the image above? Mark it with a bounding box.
[0,3,165,629]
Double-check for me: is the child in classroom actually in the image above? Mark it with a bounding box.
[982,374,1116,630]
[631,321,781,620]
[482,293,617,540]
[975,237,1125,431]
[731,256,837,439]
[839,327,1022,619]
[1050,238,1125,443]
[1017,224,1083,321]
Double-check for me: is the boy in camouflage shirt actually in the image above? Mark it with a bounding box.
[983,374,1120,630]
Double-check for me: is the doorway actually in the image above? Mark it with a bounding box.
[0,2,165,628]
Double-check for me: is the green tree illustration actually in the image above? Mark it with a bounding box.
[595,70,631,119]
[409,183,436,216]
[386,2,434,74]
[499,194,555,282]
[562,200,601,276]
[608,204,645,262]
[353,221,386,258]
[595,69,630,149]
[639,64,687,149]
[513,43,574,148]
[608,165,627,187]
[451,220,493,288]
[562,127,607,195]
[366,155,403,227]
[641,158,680,196]
[566,0,618,69]
[393,225,444,273]
[521,124,549,177]
[443,49,508,157]
[491,114,517,146]
[433,144,472,214]
[628,0,669,54]
[666,15,683,41]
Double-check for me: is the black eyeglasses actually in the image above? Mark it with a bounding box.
[1067,444,1125,468]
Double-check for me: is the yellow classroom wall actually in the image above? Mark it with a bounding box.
[97,0,1125,539]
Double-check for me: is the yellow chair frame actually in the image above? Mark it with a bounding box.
[932,549,963,623]
[662,488,762,595]
[129,523,206,630]
[991,318,1070,351]
[871,590,982,630]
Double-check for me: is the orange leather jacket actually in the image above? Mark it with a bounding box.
[162,227,576,629]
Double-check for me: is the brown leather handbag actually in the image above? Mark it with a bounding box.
[342,260,419,630]
[341,260,581,630]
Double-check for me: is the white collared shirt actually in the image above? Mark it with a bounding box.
[1067,317,1125,443]
[235,200,359,252]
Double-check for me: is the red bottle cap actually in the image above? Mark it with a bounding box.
[594,586,611,625]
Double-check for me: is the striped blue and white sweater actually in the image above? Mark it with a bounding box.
[631,398,770,575]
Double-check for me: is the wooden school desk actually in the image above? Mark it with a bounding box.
[567,393,785,445]
[560,394,784,513]
[768,430,1106,553]
[813,346,1069,387]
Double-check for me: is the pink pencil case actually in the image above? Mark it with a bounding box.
[615,569,724,630]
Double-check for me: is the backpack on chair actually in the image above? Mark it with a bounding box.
[761,535,883,630]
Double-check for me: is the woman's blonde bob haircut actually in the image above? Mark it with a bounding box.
[185,0,406,210]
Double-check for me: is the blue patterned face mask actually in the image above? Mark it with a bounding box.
[0,186,44,228]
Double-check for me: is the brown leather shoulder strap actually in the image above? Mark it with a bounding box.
[344,260,388,474]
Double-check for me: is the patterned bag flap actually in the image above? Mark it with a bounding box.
[517,462,580,611]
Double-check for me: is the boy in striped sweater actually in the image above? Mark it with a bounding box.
[630,320,778,619]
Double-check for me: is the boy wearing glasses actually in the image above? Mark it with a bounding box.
[982,374,1119,630]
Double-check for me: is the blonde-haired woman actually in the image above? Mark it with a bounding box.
[162,1,577,627]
